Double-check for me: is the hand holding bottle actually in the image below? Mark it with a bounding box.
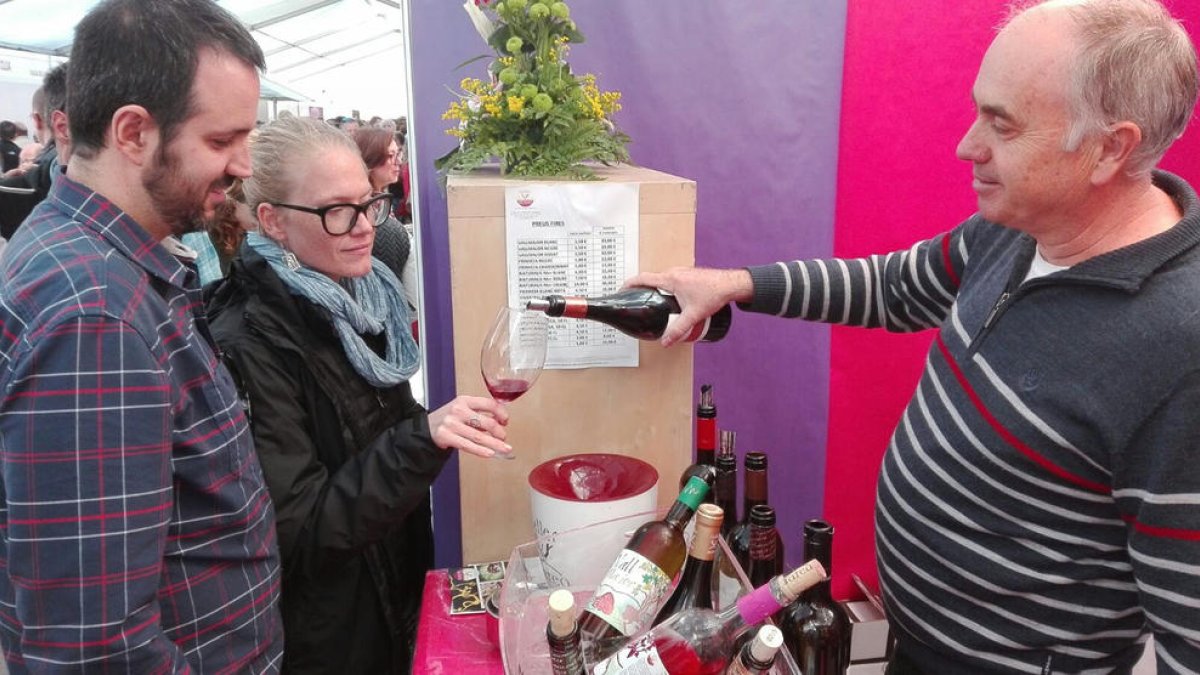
[621,267,753,347]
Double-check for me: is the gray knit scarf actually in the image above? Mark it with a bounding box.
[246,231,420,387]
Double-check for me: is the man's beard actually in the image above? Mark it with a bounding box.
[142,143,232,238]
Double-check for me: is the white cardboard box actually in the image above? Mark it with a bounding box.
[845,599,891,663]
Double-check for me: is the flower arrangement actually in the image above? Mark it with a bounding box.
[436,0,631,179]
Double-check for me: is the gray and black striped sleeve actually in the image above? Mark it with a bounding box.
[740,225,968,332]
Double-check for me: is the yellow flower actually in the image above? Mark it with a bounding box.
[507,95,526,113]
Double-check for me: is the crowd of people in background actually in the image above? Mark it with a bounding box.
[0,88,412,265]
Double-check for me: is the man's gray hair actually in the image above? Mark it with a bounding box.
[1009,0,1198,176]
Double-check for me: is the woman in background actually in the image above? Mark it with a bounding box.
[182,178,254,285]
[208,115,512,674]
[353,126,417,310]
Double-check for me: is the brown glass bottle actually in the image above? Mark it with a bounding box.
[728,452,783,574]
[527,288,733,342]
[778,520,852,675]
[579,475,711,661]
[653,504,723,626]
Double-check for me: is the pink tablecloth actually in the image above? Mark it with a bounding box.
[413,569,506,674]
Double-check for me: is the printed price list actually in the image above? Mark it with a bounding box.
[505,182,639,369]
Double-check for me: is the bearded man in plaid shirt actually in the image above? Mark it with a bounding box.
[0,0,284,671]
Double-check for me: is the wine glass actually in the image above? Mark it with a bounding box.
[481,305,548,405]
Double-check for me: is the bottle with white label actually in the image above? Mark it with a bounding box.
[526,288,732,342]
[579,475,712,661]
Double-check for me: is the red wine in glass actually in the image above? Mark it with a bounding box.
[485,377,532,402]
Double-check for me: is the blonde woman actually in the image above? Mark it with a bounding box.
[207,115,512,673]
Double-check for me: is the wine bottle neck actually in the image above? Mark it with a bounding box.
[802,579,835,602]
[678,557,714,584]
[696,403,716,464]
[663,500,696,529]
[802,534,834,599]
[749,525,778,561]
[743,470,768,511]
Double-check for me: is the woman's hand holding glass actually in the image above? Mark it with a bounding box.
[428,395,513,459]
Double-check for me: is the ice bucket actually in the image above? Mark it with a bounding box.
[528,453,658,587]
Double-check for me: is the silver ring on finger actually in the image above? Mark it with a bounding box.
[467,415,483,430]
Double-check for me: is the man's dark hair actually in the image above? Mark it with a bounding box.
[68,0,265,160]
[41,63,69,128]
[0,121,15,141]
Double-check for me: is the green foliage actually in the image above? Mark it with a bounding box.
[437,0,631,180]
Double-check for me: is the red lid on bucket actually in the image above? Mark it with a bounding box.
[528,453,659,502]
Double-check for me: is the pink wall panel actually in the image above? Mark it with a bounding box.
[827,0,1200,600]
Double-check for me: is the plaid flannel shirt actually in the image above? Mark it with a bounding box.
[0,176,283,673]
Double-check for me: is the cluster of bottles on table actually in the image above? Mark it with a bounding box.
[541,385,852,675]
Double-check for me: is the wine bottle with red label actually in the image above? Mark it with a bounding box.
[526,287,732,343]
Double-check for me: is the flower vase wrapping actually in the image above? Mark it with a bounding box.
[437,0,631,179]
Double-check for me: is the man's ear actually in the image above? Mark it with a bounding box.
[257,202,287,244]
[50,110,69,145]
[1091,121,1141,184]
[109,104,156,167]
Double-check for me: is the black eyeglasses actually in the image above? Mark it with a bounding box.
[270,193,394,236]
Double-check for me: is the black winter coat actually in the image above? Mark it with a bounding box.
[207,246,449,674]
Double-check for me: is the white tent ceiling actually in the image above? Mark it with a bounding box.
[0,0,407,114]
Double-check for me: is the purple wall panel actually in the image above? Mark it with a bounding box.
[412,1,847,567]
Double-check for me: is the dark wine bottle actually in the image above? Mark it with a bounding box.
[654,503,723,626]
[746,505,782,589]
[590,561,827,674]
[712,431,741,609]
[546,589,585,675]
[526,287,732,342]
[728,452,783,575]
[580,475,711,661]
[778,520,852,675]
[695,383,717,466]
[725,625,785,675]
[679,384,718,503]
[714,431,738,537]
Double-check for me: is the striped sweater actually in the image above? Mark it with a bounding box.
[744,171,1200,674]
